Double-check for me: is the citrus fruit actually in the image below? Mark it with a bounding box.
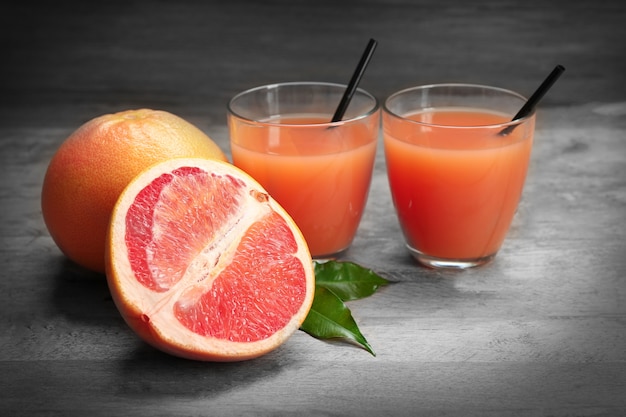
[41,109,227,273]
[105,157,315,361]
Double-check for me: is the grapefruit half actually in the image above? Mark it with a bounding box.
[105,158,315,361]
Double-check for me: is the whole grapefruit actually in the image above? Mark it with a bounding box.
[41,109,227,273]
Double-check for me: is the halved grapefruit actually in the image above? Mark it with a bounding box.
[105,158,315,361]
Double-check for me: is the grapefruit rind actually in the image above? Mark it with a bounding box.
[106,158,315,361]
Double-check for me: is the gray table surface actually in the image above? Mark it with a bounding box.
[2,1,625,416]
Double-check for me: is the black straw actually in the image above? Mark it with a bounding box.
[331,38,378,123]
[500,64,565,135]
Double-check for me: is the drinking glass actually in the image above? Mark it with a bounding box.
[228,82,380,258]
[382,84,535,268]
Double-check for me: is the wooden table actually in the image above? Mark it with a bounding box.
[2,1,625,415]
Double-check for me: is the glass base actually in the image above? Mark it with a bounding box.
[311,246,350,262]
[408,246,496,269]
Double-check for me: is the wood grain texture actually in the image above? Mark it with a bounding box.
[1,0,625,416]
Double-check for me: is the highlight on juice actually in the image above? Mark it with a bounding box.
[382,84,536,269]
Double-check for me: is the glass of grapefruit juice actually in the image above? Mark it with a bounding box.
[228,82,380,258]
[382,84,536,269]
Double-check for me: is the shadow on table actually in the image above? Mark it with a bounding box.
[49,256,295,398]
[367,248,503,320]
[116,344,292,399]
[50,257,119,325]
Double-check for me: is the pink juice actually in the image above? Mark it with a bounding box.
[231,115,378,257]
[384,108,534,261]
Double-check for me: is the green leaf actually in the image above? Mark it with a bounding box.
[300,285,375,356]
[314,260,389,301]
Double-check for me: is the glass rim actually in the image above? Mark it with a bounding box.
[227,81,380,127]
[383,83,534,130]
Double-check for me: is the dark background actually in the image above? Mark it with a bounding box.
[3,0,625,131]
[2,1,625,416]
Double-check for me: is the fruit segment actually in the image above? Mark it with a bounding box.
[174,211,307,342]
[125,167,246,292]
